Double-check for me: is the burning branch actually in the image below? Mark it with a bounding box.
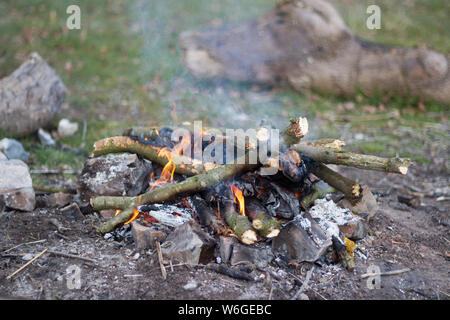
[92,136,220,176]
[222,200,257,245]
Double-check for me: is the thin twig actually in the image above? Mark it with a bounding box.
[47,250,97,265]
[361,268,410,279]
[155,241,167,280]
[6,248,48,280]
[2,239,47,254]
[290,266,315,300]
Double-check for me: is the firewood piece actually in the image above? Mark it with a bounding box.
[190,195,228,235]
[292,144,411,175]
[206,263,254,281]
[92,136,220,176]
[222,200,258,245]
[281,117,309,147]
[299,139,345,150]
[0,53,67,137]
[94,157,258,233]
[332,236,355,272]
[307,161,362,205]
[246,198,281,238]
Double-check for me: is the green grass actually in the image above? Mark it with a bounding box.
[0,0,448,169]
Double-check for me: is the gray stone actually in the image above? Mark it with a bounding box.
[0,52,66,137]
[37,128,56,146]
[0,152,6,161]
[219,236,237,264]
[272,213,332,263]
[161,220,216,265]
[0,159,35,211]
[77,153,152,202]
[0,138,29,160]
[36,192,74,208]
[230,243,274,268]
[60,203,84,221]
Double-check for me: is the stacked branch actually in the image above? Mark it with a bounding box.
[292,144,411,175]
[246,198,282,238]
[91,116,411,241]
[92,136,220,176]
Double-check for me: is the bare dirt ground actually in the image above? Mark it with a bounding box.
[0,161,448,300]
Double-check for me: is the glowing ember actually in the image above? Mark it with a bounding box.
[124,208,140,225]
[154,126,159,136]
[230,184,245,216]
[114,209,122,216]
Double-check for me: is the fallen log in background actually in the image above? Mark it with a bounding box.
[180,0,450,104]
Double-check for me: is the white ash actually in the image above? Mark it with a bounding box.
[308,198,357,238]
[292,214,311,230]
[138,204,192,228]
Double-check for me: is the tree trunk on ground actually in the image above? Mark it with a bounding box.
[180,0,449,104]
[0,52,67,137]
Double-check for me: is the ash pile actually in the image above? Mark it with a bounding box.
[76,117,411,280]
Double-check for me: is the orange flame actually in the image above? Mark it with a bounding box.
[154,126,159,136]
[148,133,190,191]
[114,209,122,216]
[230,185,245,216]
[124,207,140,225]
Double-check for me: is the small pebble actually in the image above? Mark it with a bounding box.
[133,253,140,260]
[22,253,34,261]
[183,280,198,291]
[299,293,309,300]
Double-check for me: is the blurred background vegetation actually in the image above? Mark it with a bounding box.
[0,0,448,171]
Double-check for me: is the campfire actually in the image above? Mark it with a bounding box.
[78,117,411,276]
